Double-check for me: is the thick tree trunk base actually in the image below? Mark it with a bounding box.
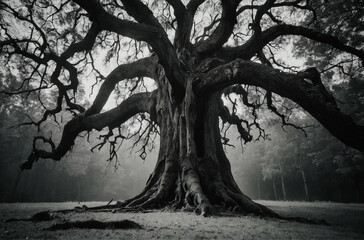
[109,166,281,218]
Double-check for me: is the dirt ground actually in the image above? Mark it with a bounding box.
[0,200,363,240]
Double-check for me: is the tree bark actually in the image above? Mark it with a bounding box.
[301,169,310,201]
[298,143,310,201]
[77,181,81,204]
[279,164,287,201]
[273,177,278,201]
[11,171,21,202]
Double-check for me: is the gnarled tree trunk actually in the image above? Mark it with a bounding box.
[116,68,277,217]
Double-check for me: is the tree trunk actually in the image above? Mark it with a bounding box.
[301,169,310,201]
[117,77,277,217]
[51,179,57,202]
[20,171,28,202]
[279,165,287,201]
[77,180,81,204]
[11,171,21,202]
[31,166,40,201]
[272,177,278,201]
[298,145,310,201]
[356,179,364,203]
[50,162,57,202]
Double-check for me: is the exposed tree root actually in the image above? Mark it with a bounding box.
[45,219,142,231]
[2,198,329,226]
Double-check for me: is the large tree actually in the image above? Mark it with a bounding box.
[1,0,363,217]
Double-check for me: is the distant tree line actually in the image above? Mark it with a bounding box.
[229,116,364,203]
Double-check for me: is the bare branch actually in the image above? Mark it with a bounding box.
[85,56,159,116]
[252,0,276,35]
[196,59,364,152]
[61,23,101,59]
[218,24,364,62]
[266,91,308,136]
[167,0,186,22]
[73,0,186,95]
[120,0,165,31]
[166,0,192,49]
[186,0,206,14]
[194,0,240,57]
[21,91,157,170]
[218,97,253,143]
[261,25,364,61]
[222,85,268,141]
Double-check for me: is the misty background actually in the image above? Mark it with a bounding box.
[1,81,364,203]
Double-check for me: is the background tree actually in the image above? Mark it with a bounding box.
[1,0,364,217]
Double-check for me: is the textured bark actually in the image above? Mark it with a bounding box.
[298,147,310,201]
[279,162,287,201]
[301,169,310,201]
[280,169,287,201]
[273,177,278,201]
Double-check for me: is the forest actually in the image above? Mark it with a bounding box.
[0,0,363,219]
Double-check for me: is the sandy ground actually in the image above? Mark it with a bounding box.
[0,200,363,240]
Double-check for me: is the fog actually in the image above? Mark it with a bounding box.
[1,110,363,203]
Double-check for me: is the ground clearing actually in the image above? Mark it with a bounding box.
[0,200,363,239]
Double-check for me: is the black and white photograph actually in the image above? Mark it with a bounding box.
[0,0,363,239]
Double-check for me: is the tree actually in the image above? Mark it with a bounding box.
[1,0,364,217]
